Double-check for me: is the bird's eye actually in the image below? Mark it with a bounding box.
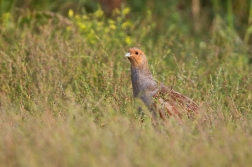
[135,51,138,55]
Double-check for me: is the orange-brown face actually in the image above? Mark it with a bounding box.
[125,47,146,67]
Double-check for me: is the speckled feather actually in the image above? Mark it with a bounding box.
[125,47,199,120]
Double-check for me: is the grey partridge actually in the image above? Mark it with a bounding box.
[125,47,199,121]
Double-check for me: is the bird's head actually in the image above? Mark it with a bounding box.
[125,47,147,68]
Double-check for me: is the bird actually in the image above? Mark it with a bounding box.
[125,47,199,121]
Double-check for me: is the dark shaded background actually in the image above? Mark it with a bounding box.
[1,0,251,43]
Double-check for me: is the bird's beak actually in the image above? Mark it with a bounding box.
[125,52,131,57]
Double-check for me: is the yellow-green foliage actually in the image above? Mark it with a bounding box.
[0,7,252,167]
[68,7,134,46]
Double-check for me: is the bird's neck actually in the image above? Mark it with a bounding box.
[131,62,152,75]
[130,64,156,97]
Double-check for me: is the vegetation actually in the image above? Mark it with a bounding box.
[0,0,252,166]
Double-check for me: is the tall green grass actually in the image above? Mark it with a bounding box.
[0,5,252,167]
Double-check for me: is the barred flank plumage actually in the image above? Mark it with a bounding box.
[125,47,199,120]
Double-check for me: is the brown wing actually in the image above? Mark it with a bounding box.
[153,84,199,117]
[169,89,199,112]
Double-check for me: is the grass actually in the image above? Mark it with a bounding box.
[0,6,252,167]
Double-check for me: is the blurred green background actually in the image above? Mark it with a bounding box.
[1,0,251,43]
[1,1,252,166]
